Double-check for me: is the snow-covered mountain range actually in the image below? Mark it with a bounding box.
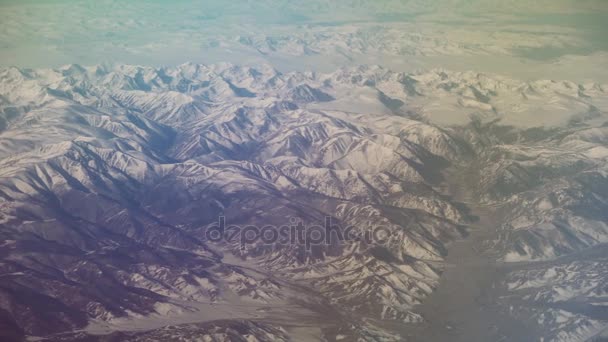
[0,63,607,341]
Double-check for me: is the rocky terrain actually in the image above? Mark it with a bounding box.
[0,63,606,341]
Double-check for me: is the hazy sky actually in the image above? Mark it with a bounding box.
[0,0,606,80]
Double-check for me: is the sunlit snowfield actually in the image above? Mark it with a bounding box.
[1,1,608,342]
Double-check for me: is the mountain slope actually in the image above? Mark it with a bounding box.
[0,63,607,341]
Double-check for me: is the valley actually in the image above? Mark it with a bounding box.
[0,62,607,341]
